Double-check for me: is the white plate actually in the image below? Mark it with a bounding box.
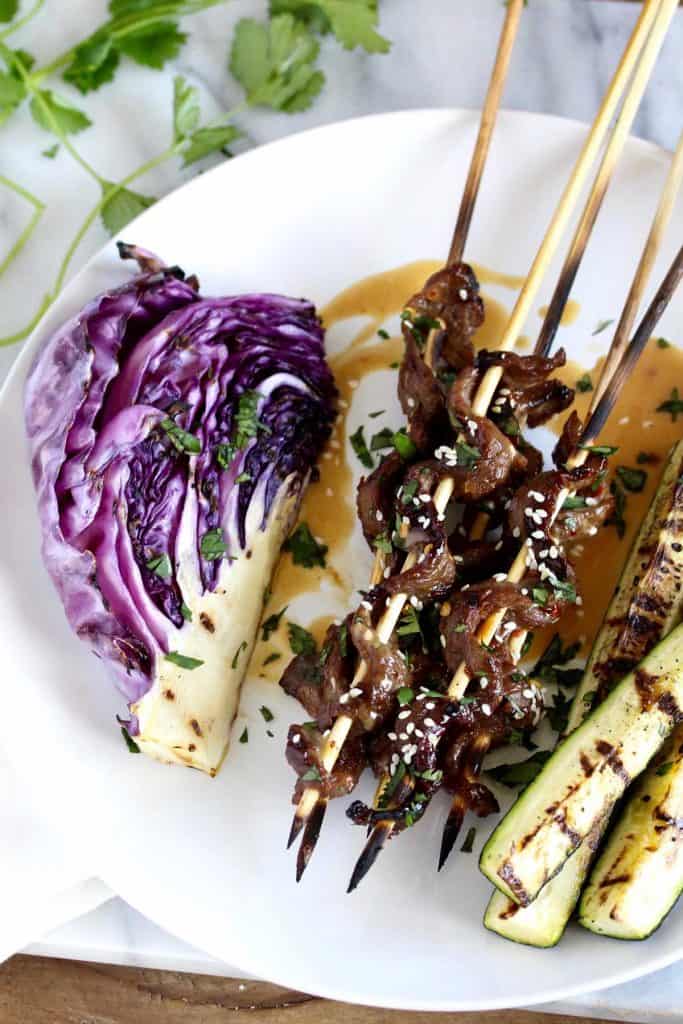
[1,110,682,1012]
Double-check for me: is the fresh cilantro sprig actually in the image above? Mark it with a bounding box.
[269,0,390,53]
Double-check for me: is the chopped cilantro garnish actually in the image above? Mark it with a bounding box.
[239,727,248,744]
[657,387,683,422]
[576,373,593,393]
[350,424,373,468]
[121,727,140,753]
[161,417,201,454]
[259,705,274,723]
[200,528,230,561]
[284,522,328,568]
[287,622,317,657]
[592,318,614,335]
[263,652,281,666]
[581,443,618,456]
[370,427,394,451]
[373,532,393,554]
[392,428,417,460]
[369,409,385,418]
[657,337,671,349]
[232,640,248,669]
[165,651,204,670]
[616,465,647,493]
[180,602,193,622]
[146,552,172,579]
[302,766,322,782]
[261,606,287,641]
[396,686,414,706]
[488,750,551,790]
[460,826,477,853]
[656,761,674,777]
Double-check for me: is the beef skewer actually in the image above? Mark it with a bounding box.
[346,0,680,886]
[287,0,665,879]
[349,128,683,890]
[286,0,528,879]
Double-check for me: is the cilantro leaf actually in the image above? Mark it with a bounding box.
[261,606,287,641]
[200,528,229,561]
[270,0,390,53]
[100,183,155,235]
[182,122,240,166]
[283,522,328,568]
[42,144,60,159]
[0,0,18,20]
[616,465,647,493]
[63,34,120,93]
[350,424,373,468]
[165,650,204,670]
[121,726,140,753]
[0,70,25,126]
[160,417,201,454]
[229,14,324,113]
[173,75,200,142]
[117,20,187,69]
[287,621,317,657]
[30,90,92,135]
[657,387,683,423]
[575,373,593,393]
[488,750,552,790]
[146,552,172,579]
[392,428,416,460]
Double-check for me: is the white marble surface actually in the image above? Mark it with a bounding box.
[2,0,683,1016]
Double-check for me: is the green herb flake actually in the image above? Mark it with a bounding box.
[259,705,274,723]
[263,652,281,666]
[349,424,373,468]
[146,552,172,579]
[165,651,204,670]
[373,532,393,554]
[161,418,201,454]
[180,602,193,622]
[657,387,683,423]
[283,522,328,568]
[460,826,477,853]
[532,586,549,606]
[657,337,671,349]
[370,427,394,451]
[301,766,322,782]
[401,479,418,503]
[392,428,417,461]
[488,750,552,790]
[42,143,59,159]
[239,726,248,744]
[235,471,251,484]
[582,689,597,708]
[200,528,230,561]
[576,373,593,393]
[339,622,349,658]
[581,443,619,456]
[232,640,248,669]
[261,606,287,642]
[287,622,317,657]
[396,686,414,706]
[637,451,659,465]
[121,726,140,754]
[454,441,481,468]
[616,465,647,493]
[377,328,390,339]
[369,409,385,418]
[592,318,614,336]
[656,761,674,777]
[562,495,587,510]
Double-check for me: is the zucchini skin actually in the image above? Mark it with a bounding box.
[482,443,683,941]
[567,443,683,736]
[579,725,683,940]
[479,623,683,906]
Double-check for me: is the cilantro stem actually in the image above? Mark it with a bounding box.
[0,142,179,347]
[31,1,227,82]
[0,0,45,41]
[0,175,45,279]
[0,41,105,186]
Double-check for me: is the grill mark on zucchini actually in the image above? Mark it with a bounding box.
[595,740,630,785]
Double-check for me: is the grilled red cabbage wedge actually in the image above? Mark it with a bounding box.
[484,441,683,943]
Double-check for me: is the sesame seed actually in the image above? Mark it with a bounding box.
[292,735,300,745]
[523,688,535,699]
[459,288,468,301]
[384,567,392,579]
[426,702,435,710]
[399,732,408,741]
[482,703,492,717]
[618,416,630,425]
[349,687,363,698]
[440,635,446,648]
[361,600,372,611]
[419,493,431,503]
[512,527,521,538]
[398,709,411,720]
[531,530,544,539]
[549,545,559,559]
[424,717,436,729]
[415,728,424,738]
[530,490,544,502]
[493,572,507,582]
[339,693,349,704]
[407,397,416,408]
[375,509,384,521]
[406,722,415,735]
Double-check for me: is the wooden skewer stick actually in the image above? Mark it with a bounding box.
[352,2,683,888]
[448,0,525,267]
[288,0,528,872]
[352,239,683,892]
[294,0,665,876]
[535,3,681,360]
[345,0,674,888]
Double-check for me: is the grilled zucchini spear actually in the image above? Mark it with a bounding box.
[480,442,683,911]
[484,441,683,944]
